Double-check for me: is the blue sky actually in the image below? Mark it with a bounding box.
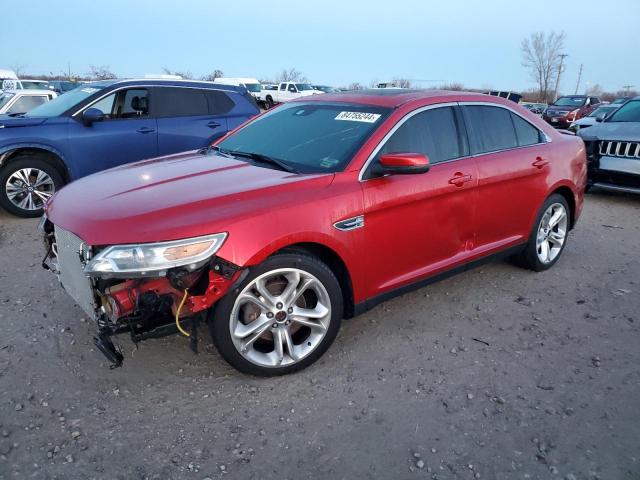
[4,0,638,93]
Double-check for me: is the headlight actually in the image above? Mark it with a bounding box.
[84,233,227,277]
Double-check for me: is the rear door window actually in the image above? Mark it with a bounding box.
[153,87,208,117]
[376,106,465,165]
[463,105,518,154]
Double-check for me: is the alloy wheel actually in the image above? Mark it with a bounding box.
[229,268,332,368]
[5,168,55,212]
[536,202,568,264]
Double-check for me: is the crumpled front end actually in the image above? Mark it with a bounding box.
[40,215,243,368]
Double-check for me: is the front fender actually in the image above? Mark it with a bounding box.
[0,142,70,176]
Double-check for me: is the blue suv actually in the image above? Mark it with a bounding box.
[0,79,259,217]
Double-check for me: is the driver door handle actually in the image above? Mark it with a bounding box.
[136,126,155,134]
[448,172,473,187]
[207,121,221,128]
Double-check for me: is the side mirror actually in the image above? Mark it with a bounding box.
[82,107,105,126]
[372,153,431,177]
[595,116,605,122]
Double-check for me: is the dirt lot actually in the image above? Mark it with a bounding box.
[0,191,639,480]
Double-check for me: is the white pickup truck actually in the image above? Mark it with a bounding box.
[260,82,323,108]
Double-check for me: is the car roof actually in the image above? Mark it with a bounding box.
[93,78,245,93]
[291,89,498,108]
[2,89,53,95]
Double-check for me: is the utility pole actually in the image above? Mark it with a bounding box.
[622,85,634,95]
[553,54,568,102]
[574,63,583,94]
[68,62,71,80]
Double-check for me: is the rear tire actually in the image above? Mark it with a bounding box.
[209,252,343,376]
[516,193,570,272]
[0,156,64,218]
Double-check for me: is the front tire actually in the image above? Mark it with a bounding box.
[0,156,63,217]
[209,252,343,376]
[517,193,570,271]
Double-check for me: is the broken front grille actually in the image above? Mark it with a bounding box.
[599,140,640,159]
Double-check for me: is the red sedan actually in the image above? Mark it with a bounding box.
[42,90,587,376]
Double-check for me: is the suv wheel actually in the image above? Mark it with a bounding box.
[209,252,343,376]
[0,156,64,218]
[517,193,570,271]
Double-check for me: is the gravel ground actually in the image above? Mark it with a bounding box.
[0,191,639,480]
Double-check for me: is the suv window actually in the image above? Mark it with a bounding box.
[590,97,600,105]
[464,105,518,154]
[8,95,48,114]
[510,113,542,146]
[376,106,464,165]
[154,87,207,117]
[87,88,150,120]
[205,90,234,115]
[279,83,287,91]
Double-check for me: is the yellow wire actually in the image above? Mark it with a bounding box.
[175,289,190,337]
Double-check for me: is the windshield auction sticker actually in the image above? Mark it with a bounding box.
[335,111,381,123]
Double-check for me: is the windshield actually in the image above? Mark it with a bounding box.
[612,98,629,104]
[607,100,640,122]
[25,85,107,117]
[217,102,391,173]
[0,93,15,109]
[553,96,586,107]
[295,83,314,91]
[22,81,49,90]
[588,106,617,118]
[245,83,261,93]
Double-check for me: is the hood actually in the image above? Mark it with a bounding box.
[0,116,47,128]
[578,121,640,142]
[546,105,582,114]
[575,117,596,126]
[46,150,333,245]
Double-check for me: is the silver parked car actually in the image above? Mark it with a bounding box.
[0,89,57,115]
[569,104,620,133]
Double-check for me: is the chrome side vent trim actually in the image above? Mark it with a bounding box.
[333,215,364,232]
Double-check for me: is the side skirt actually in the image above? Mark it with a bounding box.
[352,244,526,317]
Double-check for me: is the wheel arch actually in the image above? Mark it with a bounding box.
[274,242,355,319]
[0,144,71,183]
[550,184,576,229]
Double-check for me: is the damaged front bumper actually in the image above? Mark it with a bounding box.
[40,217,244,368]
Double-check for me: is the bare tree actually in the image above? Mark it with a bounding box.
[348,82,364,91]
[521,31,566,103]
[585,83,604,97]
[275,68,307,83]
[10,63,26,77]
[393,78,412,88]
[161,67,193,79]
[88,65,117,80]
[201,69,224,81]
[439,82,465,91]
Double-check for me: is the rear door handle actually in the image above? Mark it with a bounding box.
[532,157,549,168]
[448,173,473,187]
[136,126,155,134]
[207,121,221,129]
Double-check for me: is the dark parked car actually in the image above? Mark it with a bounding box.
[579,97,640,194]
[543,95,601,129]
[49,80,81,94]
[0,79,259,217]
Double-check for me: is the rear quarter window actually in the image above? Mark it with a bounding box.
[205,90,235,115]
[510,112,543,146]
